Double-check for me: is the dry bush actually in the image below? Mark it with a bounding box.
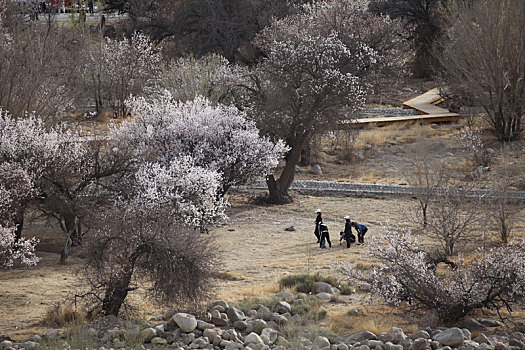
[42,302,90,328]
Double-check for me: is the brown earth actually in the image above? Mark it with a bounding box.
[1,111,525,340]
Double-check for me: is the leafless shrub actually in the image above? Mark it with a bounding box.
[342,226,525,324]
[424,178,487,256]
[81,206,220,316]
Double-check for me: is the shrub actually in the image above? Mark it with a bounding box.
[342,226,525,324]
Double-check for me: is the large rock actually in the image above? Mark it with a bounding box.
[262,328,278,345]
[245,332,264,345]
[314,336,331,348]
[173,313,198,333]
[151,337,168,346]
[409,331,431,340]
[474,334,491,344]
[381,327,407,344]
[479,319,505,328]
[315,281,339,294]
[233,320,248,331]
[461,317,488,332]
[272,314,289,325]
[347,331,378,343]
[311,164,323,175]
[140,328,157,343]
[210,300,229,310]
[273,301,291,314]
[227,307,246,322]
[257,305,273,321]
[247,319,268,335]
[412,338,430,350]
[316,292,333,301]
[432,328,465,347]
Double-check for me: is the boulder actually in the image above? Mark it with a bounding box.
[312,164,323,175]
[409,331,431,340]
[461,317,488,332]
[432,328,465,347]
[411,338,430,350]
[273,301,291,314]
[338,344,350,350]
[314,336,331,348]
[381,328,407,344]
[478,344,494,350]
[474,334,491,344]
[247,319,268,335]
[257,305,273,321]
[316,292,333,301]
[197,320,215,331]
[368,340,384,348]
[173,313,198,333]
[245,332,264,345]
[272,314,289,325]
[210,300,229,310]
[21,341,38,350]
[227,307,246,322]
[262,328,278,345]
[479,319,505,328]
[462,328,472,341]
[315,281,339,294]
[348,332,378,342]
[233,320,248,331]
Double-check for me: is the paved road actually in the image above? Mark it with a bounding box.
[244,180,525,200]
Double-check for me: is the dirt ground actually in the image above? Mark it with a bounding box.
[2,116,525,340]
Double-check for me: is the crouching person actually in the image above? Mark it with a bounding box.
[319,223,331,249]
[352,221,368,244]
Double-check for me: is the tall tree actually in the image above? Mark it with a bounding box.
[437,0,525,141]
[249,0,406,203]
[369,0,445,76]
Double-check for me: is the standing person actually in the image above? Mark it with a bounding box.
[352,221,368,245]
[88,0,93,14]
[340,216,355,248]
[319,222,331,249]
[314,209,322,243]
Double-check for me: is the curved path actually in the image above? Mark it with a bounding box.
[244,180,525,200]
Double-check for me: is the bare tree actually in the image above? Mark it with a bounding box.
[487,153,522,245]
[437,0,525,141]
[403,138,447,227]
[425,178,486,256]
[0,3,81,120]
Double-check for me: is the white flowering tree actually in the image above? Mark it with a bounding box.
[113,93,288,196]
[250,0,406,203]
[0,162,39,268]
[82,32,161,118]
[342,226,525,324]
[82,155,225,316]
[160,54,248,106]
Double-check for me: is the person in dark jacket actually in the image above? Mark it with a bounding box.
[352,221,368,244]
[340,216,356,248]
[314,209,322,243]
[319,222,331,249]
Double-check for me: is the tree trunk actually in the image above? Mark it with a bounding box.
[266,139,304,204]
[102,271,133,316]
[101,244,150,316]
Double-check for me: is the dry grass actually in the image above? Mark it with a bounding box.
[218,283,280,301]
[327,306,420,336]
[42,302,90,328]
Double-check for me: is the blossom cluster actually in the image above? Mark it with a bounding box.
[457,126,492,167]
[342,224,525,323]
[113,93,288,195]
